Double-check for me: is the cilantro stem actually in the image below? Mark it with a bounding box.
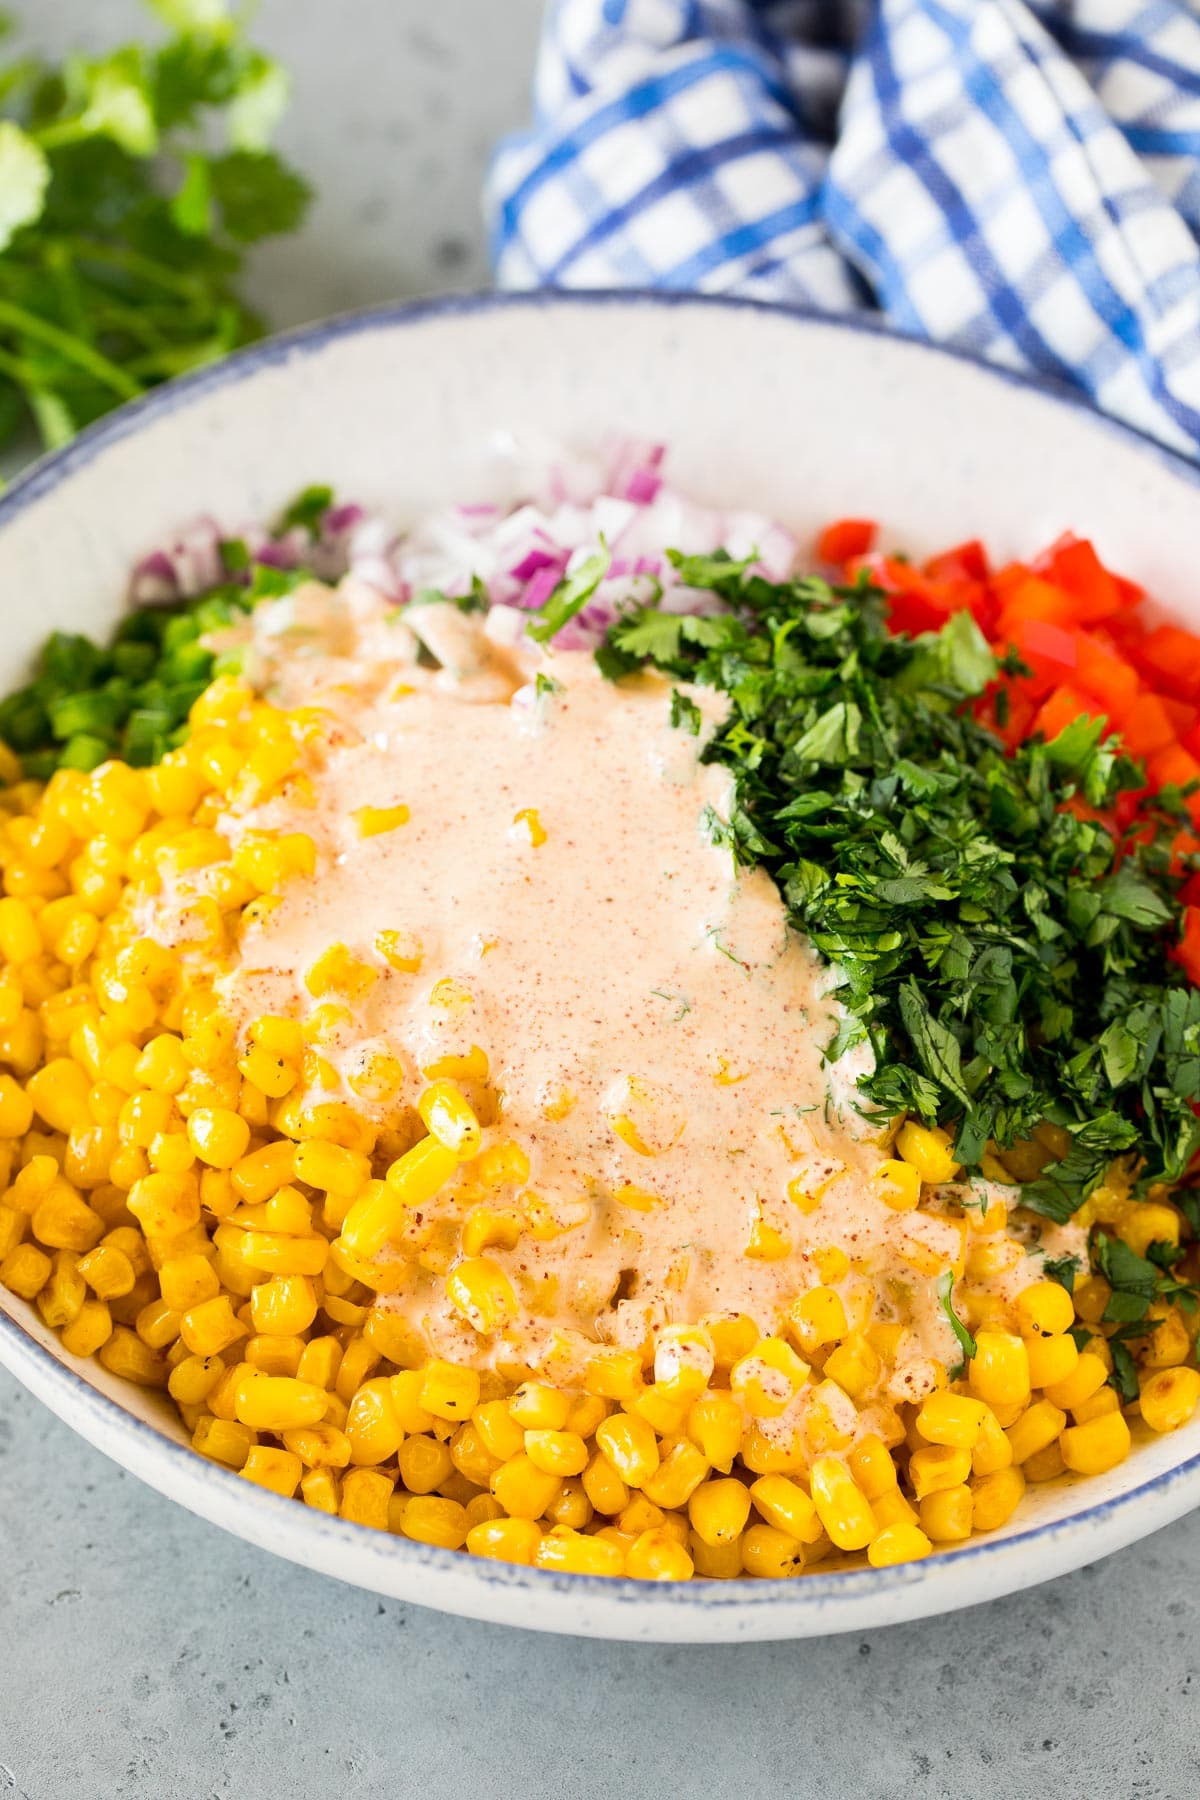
[0,298,142,399]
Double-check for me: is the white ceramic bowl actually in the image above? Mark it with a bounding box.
[2,294,1199,1643]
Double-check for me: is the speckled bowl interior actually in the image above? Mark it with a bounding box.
[1,294,1199,1642]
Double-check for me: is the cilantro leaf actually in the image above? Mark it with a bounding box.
[937,1270,977,1369]
[527,544,611,645]
[0,4,310,450]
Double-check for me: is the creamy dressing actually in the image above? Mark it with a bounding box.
[146,580,1082,1448]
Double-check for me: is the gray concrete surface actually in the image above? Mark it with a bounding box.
[2,4,1199,1796]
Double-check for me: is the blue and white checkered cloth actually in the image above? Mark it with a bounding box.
[485,1,1200,461]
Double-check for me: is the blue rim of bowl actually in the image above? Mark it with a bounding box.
[1,287,1199,1620]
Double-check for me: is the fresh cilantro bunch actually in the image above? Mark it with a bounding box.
[598,555,1200,1221]
[0,0,310,450]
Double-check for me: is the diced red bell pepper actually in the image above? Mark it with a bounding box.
[1147,744,1200,814]
[817,518,877,563]
[1004,618,1077,700]
[995,573,1082,639]
[1133,626,1200,702]
[1115,786,1153,832]
[1120,692,1176,757]
[924,539,990,584]
[1176,905,1200,985]
[1073,631,1139,724]
[1032,685,1106,741]
[1032,533,1124,623]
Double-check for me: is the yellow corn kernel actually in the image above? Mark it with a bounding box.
[1140,1306,1192,1371]
[1023,1440,1065,1483]
[234,1371,329,1432]
[134,1296,180,1350]
[126,1170,200,1241]
[304,943,377,1003]
[192,1416,256,1469]
[240,1445,302,1498]
[345,1377,405,1464]
[686,1392,743,1473]
[135,1035,190,1097]
[970,1408,1014,1477]
[969,1466,1026,1531]
[864,1506,935,1564]
[385,1134,458,1207]
[236,1231,326,1277]
[157,1253,218,1314]
[231,831,316,893]
[915,1391,989,1450]
[871,1487,920,1531]
[1119,1201,1182,1260]
[623,1527,691,1582]
[449,1419,500,1488]
[26,1058,91,1135]
[1072,1386,1120,1425]
[872,1159,920,1211]
[580,1451,629,1517]
[0,1203,23,1261]
[1060,1411,1132,1475]
[466,1516,542,1564]
[583,1347,644,1403]
[741,1522,805,1578]
[642,1439,710,1510]
[1140,1367,1200,1433]
[250,1274,317,1337]
[1043,1350,1108,1413]
[30,1182,104,1254]
[488,1452,560,1520]
[808,1456,876,1551]
[789,1285,849,1352]
[969,1330,1031,1409]
[730,1337,810,1419]
[1025,1331,1078,1389]
[1015,1278,1075,1338]
[97,1326,167,1387]
[445,1257,517,1334]
[300,1468,340,1514]
[243,1334,305,1377]
[0,897,43,964]
[180,1293,246,1358]
[416,1080,481,1160]
[896,1120,960,1183]
[1072,1274,1111,1324]
[371,928,423,976]
[919,1484,973,1543]
[340,1467,394,1529]
[522,1428,588,1478]
[399,1495,468,1550]
[353,803,410,839]
[168,1353,225,1408]
[748,1474,820,1542]
[236,1042,297,1099]
[186,1107,251,1170]
[333,1338,381,1404]
[61,1297,113,1358]
[0,1073,33,1139]
[294,1334,340,1392]
[846,1433,899,1501]
[460,1204,523,1259]
[595,1413,659,1489]
[397,1433,453,1497]
[36,1250,86,1328]
[420,1359,480,1422]
[283,1422,352,1470]
[686,1477,751,1550]
[1005,1398,1068,1465]
[822,1333,881,1401]
[744,1215,790,1260]
[908,1443,971,1499]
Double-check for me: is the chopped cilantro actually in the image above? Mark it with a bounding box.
[937,1269,977,1371]
[1041,1253,1081,1294]
[601,560,1200,1212]
[527,543,611,644]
